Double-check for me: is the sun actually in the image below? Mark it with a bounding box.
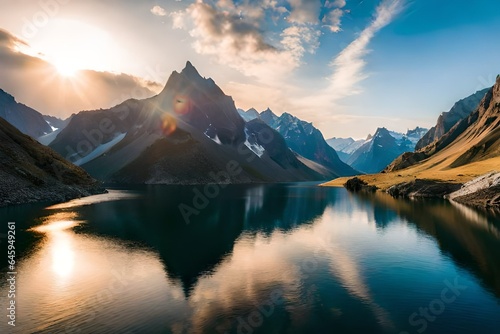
[53,58,79,77]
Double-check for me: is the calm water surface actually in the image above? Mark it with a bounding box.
[0,184,499,334]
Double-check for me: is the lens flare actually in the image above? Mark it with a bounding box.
[173,95,192,115]
[161,113,177,136]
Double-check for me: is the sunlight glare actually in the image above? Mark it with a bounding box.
[53,58,79,77]
[32,19,121,76]
[51,232,75,278]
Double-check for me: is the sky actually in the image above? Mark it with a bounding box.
[0,0,500,138]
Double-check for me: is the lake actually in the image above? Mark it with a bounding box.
[1,183,499,334]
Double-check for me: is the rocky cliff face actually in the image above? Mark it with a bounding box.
[0,117,105,207]
[386,77,500,173]
[416,88,489,150]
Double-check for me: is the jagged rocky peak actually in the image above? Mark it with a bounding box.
[260,108,279,125]
[160,61,223,97]
[374,127,391,138]
[415,87,490,150]
[407,126,427,137]
[182,60,201,78]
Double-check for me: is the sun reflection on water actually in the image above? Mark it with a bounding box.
[29,213,81,282]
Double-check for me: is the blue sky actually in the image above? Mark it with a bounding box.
[0,0,499,138]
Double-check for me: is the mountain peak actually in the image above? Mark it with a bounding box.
[181,61,202,79]
[374,127,390,136]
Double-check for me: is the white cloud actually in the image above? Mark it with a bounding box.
[287,0,322,24]
[333,0,347,8]
[172,1,320,82]
[323,8,344,32]
[327,0,404,101]
[170,0,404,138]
[150,5,167,17]
[325,0,346,9]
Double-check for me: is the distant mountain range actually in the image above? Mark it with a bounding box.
[326,127,427,174]
[238,108,358,177]
[47,62,351,184]
[0,117,104,207]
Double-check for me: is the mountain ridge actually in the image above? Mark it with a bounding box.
[49,62,339,184]
[238,108,359,177]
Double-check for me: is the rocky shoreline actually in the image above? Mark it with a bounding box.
[0,182,106,208]
[343,172,500,210]
[386,179,461,199]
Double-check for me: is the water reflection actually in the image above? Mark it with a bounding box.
[0,185,499,333]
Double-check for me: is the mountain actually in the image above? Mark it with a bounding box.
[326,137,355,152]
[238,108,359,176]
[237,108,260,122]
[331,76,500,206]
[386,77,500,174]
[0,88,53,138]
[43,114,69,131]
[49,62,334,184]
[0,117,104,207]
[327,135,373,163]
[415,88,490,150]
[346,127,427,174]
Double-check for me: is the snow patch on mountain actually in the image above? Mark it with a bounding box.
[74,133,127,166]
[45,120,58,132]
[244,127,265,157]
[204,125,222,145]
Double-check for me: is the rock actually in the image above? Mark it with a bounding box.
[387,179,462,199]
[447,172,500,208]
[344,177,377,193]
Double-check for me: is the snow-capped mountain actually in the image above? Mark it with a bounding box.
[326,137,355,152]
[326,136,371,162]
[50,62,337,184]
[346,127,427,174]
[238,108,359,177]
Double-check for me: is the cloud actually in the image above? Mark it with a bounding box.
[287,0,322,24]
[150,5,167,16]
[172,1,320,81]
[325,0,346,8]
[327,0,404,101]
[322,8,344,32]
[0,29,161,119]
